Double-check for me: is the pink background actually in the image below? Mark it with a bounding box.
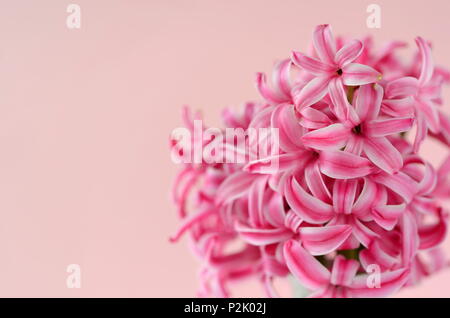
[1,0,450,297]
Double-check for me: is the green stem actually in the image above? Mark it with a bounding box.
[337,247,362,261]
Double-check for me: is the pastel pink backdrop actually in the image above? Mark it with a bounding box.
[1,0,450,297]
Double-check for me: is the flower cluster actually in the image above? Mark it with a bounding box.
[170,25,450,297]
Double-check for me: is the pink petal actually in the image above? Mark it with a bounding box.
[244,151,309,174]
[365,117,413,137]
[222,108,246,129]
[266,192,287,228]
[341,63,381,86]
[172,168,199,217]
[418,99,440,134]
[216,171,256,205]
[328,77,352,121]
[235,222,293,246]
[416,36,434,86]
[299,107,332,129]
[256,72,288,104]
[372,203,406,231]
[355,83,383,122]
[249,105,274,129]
[352,178,378,216]
[299,225,353,255]
[412,196,436,215]
[169,208,216,242]
[401,211,419,266]
[208,244,260,269]
[283,240,331,290]
[363,136,403,174]
[271,104,303,152]
[319,150,373,179]
[371,172,417,204]
[352,218,380,248]
[312,24,336,65]
[417,163,437,195]
[308,286,334,298]
[305,162,332,203]
[262,276,279,298]
[420,83,441,100]
[333,179,358,214]
[335,39,364,67]
[263,245,290,277]
[180,105,202,130]
[419,210,448,250]
[301,123,350,151]
[344,135,364,155]
[272,59,293,97]
[291,51,335,76]
[413,111,427,153]
[381,97,415,117]
[294,76,331,111]
[284,210,303,233]
[337,231,361,250]
[349,268,410,297]
[359,241,398,271]
[438,152,450,176]
[373,40,407,65]
[248,176,268,227]
[417,248,448,276]
[284,177,333,224]
[330,255,360,287]
[385,77,419,98]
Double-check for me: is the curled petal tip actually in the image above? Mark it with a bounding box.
[284,239,294,249]
[290,51,302,64]
[255,72,264,82]
[291,50,300,58]
[415,36,426,44]
[317,24,330,29]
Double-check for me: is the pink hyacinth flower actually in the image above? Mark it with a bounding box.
[169,24,450,298]
[291,24,381,110]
